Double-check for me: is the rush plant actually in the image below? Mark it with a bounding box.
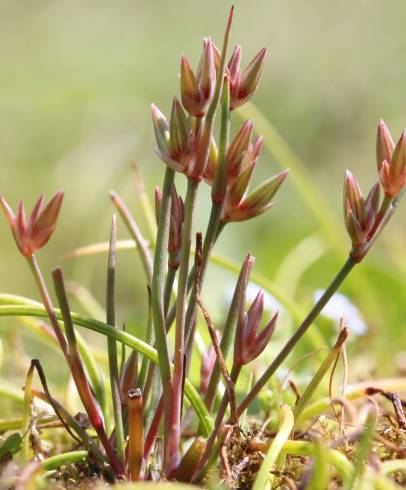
[1,7,406,490]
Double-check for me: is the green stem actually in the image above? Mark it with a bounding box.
[193,363,241,482]
[137,287,153,394]
[204,255,252,412]
[184,80,230,358]
[52,269,124,477]
[252,404,294,490]
[21,361,34,465]
[110,191,153,284]
[106,215,125,464]
[168,178,199,472]
[237,256,357,415]
[0,293,105,412]
[27,255,69,359]
[164,264,177,316]
[150,167,175,451]
[293,328,348,426]
[0,301,214,436]
[32,389,109,474]
[42,450,88,471]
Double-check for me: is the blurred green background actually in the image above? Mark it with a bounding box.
[1,0,406,402]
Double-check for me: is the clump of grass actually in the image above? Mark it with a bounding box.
[0,6,406,490]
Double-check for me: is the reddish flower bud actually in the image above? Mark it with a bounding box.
[343,171,380,247]
[0,192,64,257]
[226,120,254,178]
[152,100,196,175]
[223,169,288,222]
[228,47,267,110]
[180,38,216,117]
[343,170,365,223]
[169,97,193,162]
[151,104,183,172]
[234,289,278,366]
[227,158,256,207]
[376,119,394,171]
[376,127,406,198]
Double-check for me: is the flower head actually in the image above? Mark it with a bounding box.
[234,289,278,365]
[180,38,216,117]
[222,169,288,223]
[343,171,380,248]
[0,192,64,257]
[227,46,267,110]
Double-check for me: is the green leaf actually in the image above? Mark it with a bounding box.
[0,433,22,459]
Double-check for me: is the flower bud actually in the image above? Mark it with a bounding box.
[227,158,255,207]
[229,47,267,110]
[234,289,278,366]
[151,104,171,163]
[180,38,216,117]
[378,130,406,198]
[0,192,64,257]
[343,171,380,248]
[223,169,288,222]
[343,170,365,223]
[376,119,394,170]
[226,120,253,178]
[169,97,192,160]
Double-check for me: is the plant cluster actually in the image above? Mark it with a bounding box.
[0,7,406,490]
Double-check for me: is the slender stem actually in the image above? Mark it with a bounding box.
[42,450,88,471]
[293,328,349,427]
[184,68,231,357]
[132,162,157,245]
[52,268,125,477]
[167,178,199,473]
[204,255,253,412]
[164,264,177,316]
[193,363,241,480]
[137,287,153,394]
[21,362,34,465]
[31,388,109,476]
[106,215,125,464]
[150,167,176,463]
[0,301,214,438]
[110,191,153,284]
[127,388,144,481]
[237,256,357,416]
[27,255,69,359]
[197,295,237,423]
[252,404,294,490]
[144,396,164,460]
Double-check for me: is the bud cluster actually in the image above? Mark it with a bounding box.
[343,171,380,249]
[0,192,64,257]
[151,38,282,209]
[343,120,406,260]
[234,289,278,366]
